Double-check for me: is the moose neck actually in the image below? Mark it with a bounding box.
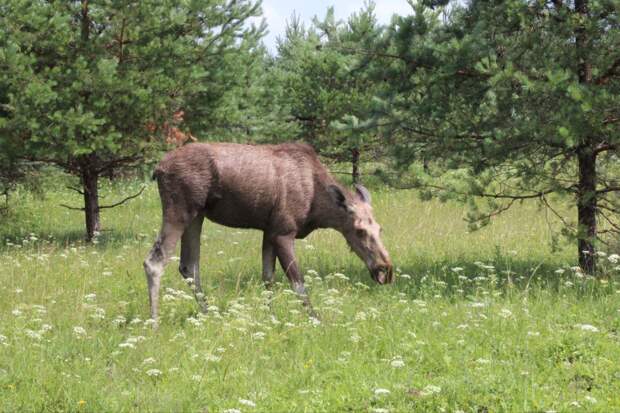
[310,182,350,232]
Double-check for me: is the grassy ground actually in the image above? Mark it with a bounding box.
[0,180,619,412]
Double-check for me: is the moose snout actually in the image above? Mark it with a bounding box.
[372,264,394,285]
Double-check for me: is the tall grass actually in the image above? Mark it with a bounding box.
[1,180,618,412]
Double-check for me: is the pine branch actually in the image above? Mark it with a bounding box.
[598,209,620,233]
[594,142,617,154]
[59,204,85,211]
[596,186,620,194]
[419,183,557,200]
[595,56,620,85]
[95,155,143,174]
[97,186,145,210]
[66,186,85,195]
[465,198,517,223]
[541,194,573,230]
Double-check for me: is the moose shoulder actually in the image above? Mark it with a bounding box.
[144,142,393,323]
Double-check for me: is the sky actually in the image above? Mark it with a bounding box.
[259,0,414,52]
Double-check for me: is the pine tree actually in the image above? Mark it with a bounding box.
[0,0,262,240]
[376,0,620,273]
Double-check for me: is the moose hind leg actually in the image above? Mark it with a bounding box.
[179,215,208,313]
[262,233,276,289]
[144,222,184,323]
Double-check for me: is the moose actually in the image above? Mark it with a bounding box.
[144,142,393,322]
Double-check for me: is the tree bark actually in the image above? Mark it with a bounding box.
[577,148,597,274]
[82,166,101,242]
[351,147,360,184]
[575,0,597,274]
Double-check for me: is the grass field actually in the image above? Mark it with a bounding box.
[1,179,619,412]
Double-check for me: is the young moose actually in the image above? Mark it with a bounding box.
[144,142,393,321]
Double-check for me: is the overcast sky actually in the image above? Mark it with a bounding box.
[260,0,414,52]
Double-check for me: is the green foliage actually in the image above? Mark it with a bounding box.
[271,4,386,171]
[0,0,264,163]
[371,0,620,268]
[0,0,264,237]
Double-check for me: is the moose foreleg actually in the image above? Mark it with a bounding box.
[273,235,317,319]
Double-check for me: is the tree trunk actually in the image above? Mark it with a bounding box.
[577,148,597,274]
[351,147,360,185]
[575,0,597,274]
[82,166,101,242]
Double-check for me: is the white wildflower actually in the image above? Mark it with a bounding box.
[607,254,619,264]
[90,307,106,320]
[73,326,87,338]
[223,409,241,413]
[112,315,126,326]
[333,272,349,281]
[390,358,405,368]
[374,388,390,396]
[470,302,486,308]
[25,329,42,340]
[584,395,597,404]
[84,293,97,302]
[499,308,513,319]
[187,317,202,327]
[142,357,156,365]
[372,409,390,413]
[420,385,441,396]
[451,267,464,273]
[146,369,162,377]
[252,331,266,340]
[11,309,22,316]
[239,399,256,408]
[205,354,222,362]
[575,324,599,333]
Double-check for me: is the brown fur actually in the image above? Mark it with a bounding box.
[144,142,393,323]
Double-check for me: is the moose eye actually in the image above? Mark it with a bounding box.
[356,229,366,238]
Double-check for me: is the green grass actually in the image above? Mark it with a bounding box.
[1,180,619,412]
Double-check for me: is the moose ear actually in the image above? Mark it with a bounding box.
[327,185,349,211]
[355,184,371,204]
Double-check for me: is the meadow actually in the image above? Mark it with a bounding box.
[1,178,619,412]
